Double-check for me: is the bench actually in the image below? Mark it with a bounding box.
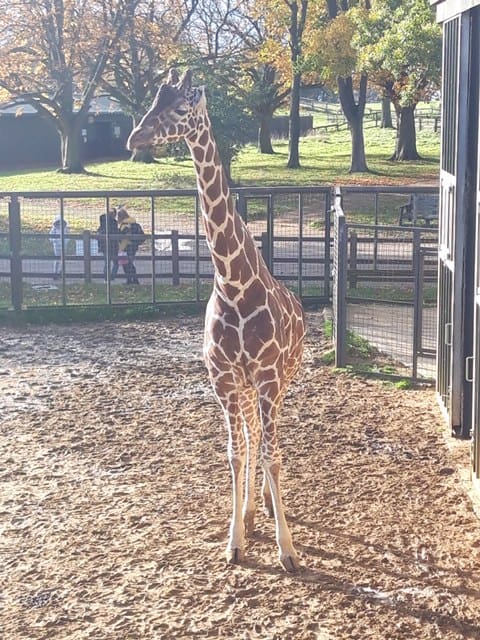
[398,194,438,227]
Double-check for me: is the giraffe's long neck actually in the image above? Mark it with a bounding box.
[185,115,265,295]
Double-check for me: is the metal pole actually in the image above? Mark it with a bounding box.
[8,196,22,312]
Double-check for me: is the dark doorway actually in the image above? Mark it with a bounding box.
[85,121,112,159]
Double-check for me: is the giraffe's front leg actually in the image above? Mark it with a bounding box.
[224,402,248,565]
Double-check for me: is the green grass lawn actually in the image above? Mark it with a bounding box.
[0,125,440,192]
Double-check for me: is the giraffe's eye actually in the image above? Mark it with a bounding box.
[174,108,187,117]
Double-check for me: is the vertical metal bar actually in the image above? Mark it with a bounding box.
[349,232,358,289]
[83,230,92,285]
[333,189,347,368]
[324,189,332,300]
[373,192,379,270]
[171,229,180,286]
[267,194,274,273]
[412,229,422,380]
[195,195,201,303]
[151,196,156,304]
[298,193,303,297]
[105,196,112,305]
[8,195,22,312]
[59,199,67,306]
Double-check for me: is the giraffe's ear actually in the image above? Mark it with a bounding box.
[167,68,180,85]
[179,69,192,92]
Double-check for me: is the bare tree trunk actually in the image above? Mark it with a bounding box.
[338,73,369,173]
[287,71,301,168]
[58,118,86,174]
[258,115,274,154]
[350,117,368,173]
[390,104,421,160]
[381,96,393,128]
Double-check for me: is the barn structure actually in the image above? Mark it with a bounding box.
[431,0,480,492]
[0,97,132,169]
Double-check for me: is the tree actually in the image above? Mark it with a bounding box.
[189,62,257,183]
[285,0,309,169]
[0,0,134,173]
[353,0,441,160]
[315,4,369,173]
[243,0,311,167]
[221,5,291,155]
[100,0,199,163]
[245,65,290,154]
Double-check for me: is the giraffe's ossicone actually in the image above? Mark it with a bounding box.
[128,69,306,572]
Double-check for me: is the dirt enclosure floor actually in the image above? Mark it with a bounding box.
[1,311,480,640]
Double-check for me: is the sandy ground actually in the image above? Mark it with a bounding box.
[1,310,480,640]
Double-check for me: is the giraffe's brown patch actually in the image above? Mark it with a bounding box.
[214,232,229,257]
[211,295,240,327]
[236,279,267,317]
[221,178,229,197]
[210,202,227,227]
[203,165,215,184]
[207,180,221,202]
[223,283,241,299]
[220,325,241,360]
[259,380,281,403]
[205,143,215,164]
[192,145,205,164]
[198,130,209,147]
[214,372,237,393]
[243,308,274,356]
[257,341,281,367]
[215,259,227,278]
[230,251,255,282]
[256,366,277,383]
[243,236,260,273]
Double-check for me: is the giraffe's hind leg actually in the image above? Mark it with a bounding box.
[259,390,300,573]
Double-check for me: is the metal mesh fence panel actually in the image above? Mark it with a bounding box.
[344,223,437,379]
[0,187,331,311]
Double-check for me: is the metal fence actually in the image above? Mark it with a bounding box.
[332,190,438,380]
[0,187,332,311]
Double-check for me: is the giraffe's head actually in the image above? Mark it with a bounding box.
[127,69,206,151]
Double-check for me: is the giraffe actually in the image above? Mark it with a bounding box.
[127,69,306,572]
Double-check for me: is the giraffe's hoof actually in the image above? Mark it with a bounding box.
[280,553,300,573]
[226,546,245,565]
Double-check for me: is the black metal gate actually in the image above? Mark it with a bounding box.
[436,15,467,435]
[473,177,480,488]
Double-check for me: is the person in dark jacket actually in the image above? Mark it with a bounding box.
[117,207,140,284]
[97,207,119,281]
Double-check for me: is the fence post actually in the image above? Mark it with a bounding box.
[171,229,180,286]
[236,193,247,222]
[324,189,332,300]
[83,230,92,284]
[8,196,22,312]
[261,232,270,268]
[333,189,348,368]
[412,229,422,380]
[349,231,358,289]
